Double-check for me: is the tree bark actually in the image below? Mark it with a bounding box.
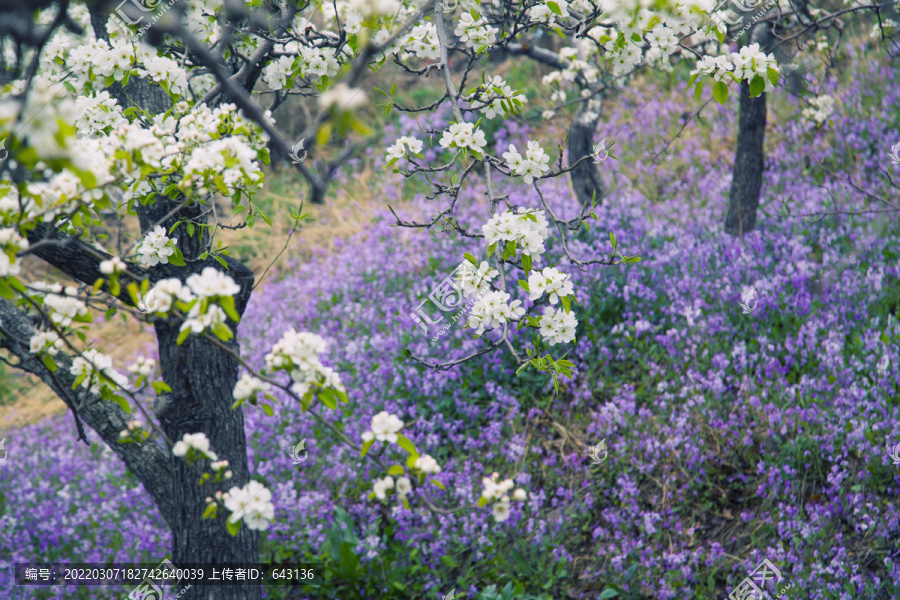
[724,23,776,236]
[568,102,606,207]
[723,79,767,236]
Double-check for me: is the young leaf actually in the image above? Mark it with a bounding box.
[388,465,405,476]
[431,479,446,490]
[748,75,765,98]
[361,439,374,457]
[226,518,241,536]
[42,354,58,372]
[396,434,417,455]
[713,81,729,105]
[464,252,477,265]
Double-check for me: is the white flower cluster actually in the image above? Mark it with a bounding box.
[454,12,498,52]
[299,45,342,79]
[400,23,440,61]
[439,122,488,157]
[413,454,441,475]
[801,94,835,126]
[502,141,551,185]
[264,329,345,398]
[136,226,178,267]
[530,0,569,25]
[465,75,528,119]
[224,480,275,531]
[99,256,127,275]
[456,260,498,298]
[528,268,574,305]
[603,37,643,77]
[540,307,578,346]
[372,475,395,500]
[74,91,126,136]
[29,331,64,356]
[481,472,527,523]
[180,137,263,198]
[467,291,525,335]
[172,432,218,460]
[482,208,550,259]
[179,304,228,336]
[44,293,89,328]
[127,356,156,377]
[0,228,29,276]
[139,55,189,97]
[872,18,898,38]
[690,55,734,83]
[262,56,295,91]
[186,267,241,298]
[233,373,272,403]
[318,83,368,110]
[644,24,680,68]
[145,278,195,313]
[386,136,424,161]
[372,474,412,503]
[361,411,404,444]
[70,348,129,395]
[730,43,779,90]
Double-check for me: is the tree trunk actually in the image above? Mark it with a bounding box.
[86,9,264,598]
[723,79,766,236]
[568,101,607,207]
[724,22,776,236]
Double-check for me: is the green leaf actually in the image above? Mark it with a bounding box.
[396,433,417,455]
[431,479,446,490]
[477,496,489,508]
[694,79,704,100]
[112,395,131,414]
[388,465,405,476]
[609,231,617,250]
[502,240,517,261]
[463,252,477,265]
[522,253,532,273]
[406,453,419,469]
[176,328,191,345]
[202,504,217,519]
[319,388,338,410]
[260,403,274,417]
[219,296,240,322]
[226,518,241,536]
[7,277,26,293]
[151,381,172,394]
[486,242,497,257]
[518,279,530,292]
[562,295,571,314]
[767,67,779,87]
[547,1,562,14]
[686,73,698,88]
[168,247,186,266]
[0,279,14,300]
[748,75,765,98]
[713,81,729,105]
[42,354,58,372]
[361,439,374,457]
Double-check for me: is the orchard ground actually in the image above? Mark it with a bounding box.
[1,36,900,600]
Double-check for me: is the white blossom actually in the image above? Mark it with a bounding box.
[361,411,404,443]
[539,306,578,346]
[224,480,275,531]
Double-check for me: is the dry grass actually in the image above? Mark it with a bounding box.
[0,164,394,435]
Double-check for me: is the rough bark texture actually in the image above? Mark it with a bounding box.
[6,9,269,599]
[568,103,606,207]
[724,23,775,236]
[724,79,767,236]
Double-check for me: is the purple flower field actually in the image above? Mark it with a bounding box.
[2,40,900,600]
